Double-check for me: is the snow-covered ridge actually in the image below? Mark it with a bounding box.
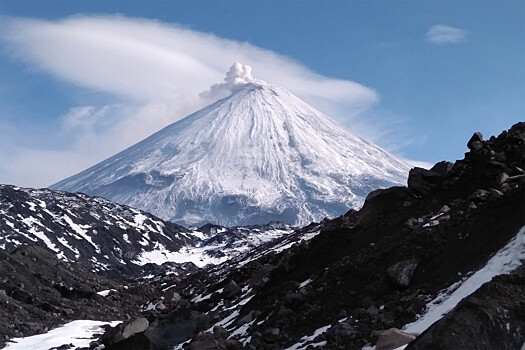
[0,185,194,273]
[0,185,298,274]
[52,79,410,227]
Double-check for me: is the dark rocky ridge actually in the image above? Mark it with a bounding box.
[96,122,524,349]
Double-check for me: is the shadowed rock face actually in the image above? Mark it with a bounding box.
[406,274,525,350]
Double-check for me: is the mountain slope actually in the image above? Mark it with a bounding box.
[0,185,195,275]
[52,74,410,226]
[0,185,297,276]
[90,122,524,350]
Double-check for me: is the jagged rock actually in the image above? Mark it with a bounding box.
[366,305,379,317]
[223,280,241,297]
[250,264,276,287]
[164,289,182,303]
[387,259,419,287]
[429,161,454,176]
[440,205,450,213]
[379,311,396,327]
[144,309,209,348]
[213,325,229,340]
[236,310,255,326]
[469,189,490,201]
[407,168,442,195]
[488,188,503,198]
[497,172,510,184]
[224,338,243,349]
[102,317,149,345]
[467,132,483,150]
[357,187,411,225]
[405,217,418,228]
[264,327,280,341]
[376,328,415,350]
[189,331,220,350]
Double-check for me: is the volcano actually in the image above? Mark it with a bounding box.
[52,64,410,226]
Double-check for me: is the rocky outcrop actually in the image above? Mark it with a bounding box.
[376,328,416,350]
[101,317,149,346]
[387,259,419,288]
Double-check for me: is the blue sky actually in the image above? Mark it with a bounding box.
[0,0,523,187]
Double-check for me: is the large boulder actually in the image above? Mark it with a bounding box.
[102,317,149,345]
[467,132,484,150]
[144,308,209,348]
[407,167,443,195]
[387,259,419,288]
[428,161,454,176]
[376,328,416,350]
[356,187,411,225]
[223,280,241,297]
[189,331,220,350]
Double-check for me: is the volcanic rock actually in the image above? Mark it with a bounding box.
[376,328,416,350]
[387,259,419,288]
[467,132,484,150]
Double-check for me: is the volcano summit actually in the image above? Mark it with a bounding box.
[52,64,410,226]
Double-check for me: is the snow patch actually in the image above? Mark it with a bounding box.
[4,320,120,350]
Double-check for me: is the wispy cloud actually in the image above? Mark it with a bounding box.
[1,16,377,106]
[426,24,467,45]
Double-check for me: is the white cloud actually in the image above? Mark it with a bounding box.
[426,25,467,44]
[1,15,418,188]
[1,16,377,106]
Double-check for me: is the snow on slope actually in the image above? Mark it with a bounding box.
[4,320,120,350]
[362,225,525,350]
[403,224,525,335]
[52,65,410,227]
[0,184,194,273]
[0,184,297,274]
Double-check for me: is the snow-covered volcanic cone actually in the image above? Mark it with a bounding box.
[52,63,410,226]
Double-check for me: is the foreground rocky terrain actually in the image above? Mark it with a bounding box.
[1,122,524,350]
[0,245,141,347]
[93,122,524,350]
